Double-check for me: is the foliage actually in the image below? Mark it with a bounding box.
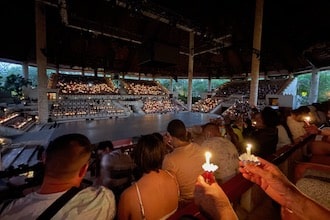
[4,74,31,98]
[318,70,330,102]
[296,73,311,105]
[296,71,330,105]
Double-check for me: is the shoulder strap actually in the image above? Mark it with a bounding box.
[36,187,82,220]
[134,183,146,220]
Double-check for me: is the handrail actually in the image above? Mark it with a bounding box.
[267,134,315,165]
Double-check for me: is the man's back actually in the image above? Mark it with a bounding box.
[0,133,116,220]
[162,142,204,201]
[0,186,115,220]
[201,137,239,183]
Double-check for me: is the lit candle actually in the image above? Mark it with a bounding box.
[205,151,211,165]
[246,144,252,156]
[202,151,218,184]
[304,116,311,126]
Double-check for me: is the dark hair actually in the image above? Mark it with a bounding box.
[132,134,166,174]
[261,106,279,127]
[47,133,93,156]
[292,106,310,115]
[97,140,114,151]
[167,119,189,142]
[46,133,93,178]
[202,122,219,133]
[152,132,164,141]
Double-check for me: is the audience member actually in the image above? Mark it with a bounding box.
[201,123,239,183]
[286,106,310,143]
[0,133,116,219]
[244,106,278,158]
[273,110,292,150]
[162,119,205,203]
[231,117,245,146]
[100,142,135,202]
[194,175,238,220]
[90,140,113,183]
[194,157,330,220]
[118,133,179,220]
[239,157,330,219]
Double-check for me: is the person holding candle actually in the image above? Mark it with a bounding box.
[194,157,330,220]
[201,122,239,183]
[162,119,205,203]
[239,157,330,219]
[286,106,311,143]
[194,175,238,220]
[244,106,278,158]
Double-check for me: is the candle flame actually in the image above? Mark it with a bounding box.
[205,151,211,164]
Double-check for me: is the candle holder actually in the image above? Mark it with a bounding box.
[202,171,215,184]
[202,163,218,184]
[238,153,260,165]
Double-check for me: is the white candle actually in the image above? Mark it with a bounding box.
[205,151,211,165]
[246,144,252,156]
[202,151,218,172]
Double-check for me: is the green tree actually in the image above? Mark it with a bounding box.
[297,73,311,105]
[4,74,31,98]
[318,70,330,102]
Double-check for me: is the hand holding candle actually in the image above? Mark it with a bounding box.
[238,143,260,165]
[202,151,218,184]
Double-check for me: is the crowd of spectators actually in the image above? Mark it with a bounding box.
[215,79,288,99]
[142,97,179,114]
[1,101,330,219]
[54,74,119,95]
[192,97,223,113]
[122,79,167,96]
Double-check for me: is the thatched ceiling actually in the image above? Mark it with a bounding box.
[1,0,329,78]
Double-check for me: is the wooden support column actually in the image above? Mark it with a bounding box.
[170,77,173,93]
[249,0,264,107]
[187,31,194,111]
[308,68,320,104]
[208,75,212,92]
[35,0,49,123]
[23,62,29,80]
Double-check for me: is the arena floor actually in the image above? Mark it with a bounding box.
[12,111,220,145]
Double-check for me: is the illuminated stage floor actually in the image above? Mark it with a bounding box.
[13,112,219,145]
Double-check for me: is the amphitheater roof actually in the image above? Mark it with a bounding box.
[1,0,330,78]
